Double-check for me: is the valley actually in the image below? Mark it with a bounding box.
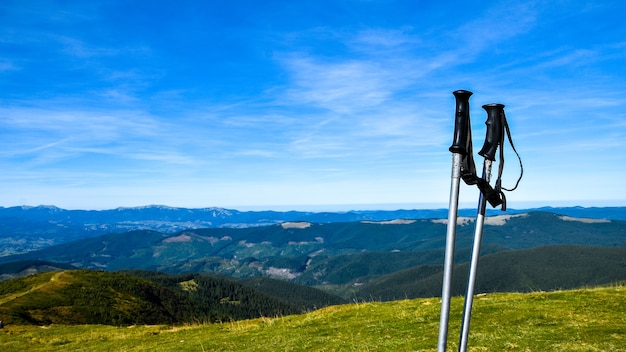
[0,206,624,334]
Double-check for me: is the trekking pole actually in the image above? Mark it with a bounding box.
[437,90,473,352]
[458,103,505,352]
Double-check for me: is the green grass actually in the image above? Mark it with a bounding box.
[1,284,625,351]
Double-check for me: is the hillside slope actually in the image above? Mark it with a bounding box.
[0,270,318,325]
[0,270,186,325]
[238,276,348,309]
[1,212,624,285]
[354,245,626,301]
[0,284,624,351]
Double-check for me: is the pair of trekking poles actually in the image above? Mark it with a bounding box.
[437,90,523,352]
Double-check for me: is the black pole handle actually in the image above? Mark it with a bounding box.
[449,90,473,155]
[478,103,505,161]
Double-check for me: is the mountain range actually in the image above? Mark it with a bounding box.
[0,205,625,327]
[1,244,624,326]
[1,204,624,256]
[1,209,624,299]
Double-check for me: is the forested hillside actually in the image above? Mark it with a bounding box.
[352,245,626,301]
[1,212,623,287]
[0,270,343,326]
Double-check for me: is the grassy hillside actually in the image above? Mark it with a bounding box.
[0,270,186,325]
[353,245,626,301]
[0,270,310,326]
[0,284,624,351]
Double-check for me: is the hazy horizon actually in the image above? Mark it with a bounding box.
[4,199,623,213]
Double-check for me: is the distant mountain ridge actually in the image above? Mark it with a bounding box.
[2,212,624,290]
[1,204,624,256]
[1,210,625,304]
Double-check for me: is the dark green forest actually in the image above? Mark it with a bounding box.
[353,245,626,301]
[0,270,341,326]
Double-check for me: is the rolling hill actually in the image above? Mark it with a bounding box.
[0,284,624,351]
[0,270,344,326]
[1,212,624,286]
[352,245,626,301]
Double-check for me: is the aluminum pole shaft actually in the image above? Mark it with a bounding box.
[437,152,463,352]
[458,159,493,352]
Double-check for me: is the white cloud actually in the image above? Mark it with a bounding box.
[282,57,398,113]
[0,105,180,167]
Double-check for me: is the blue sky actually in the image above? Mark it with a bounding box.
[1,0,625,211]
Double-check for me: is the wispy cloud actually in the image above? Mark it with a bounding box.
[0,105,177,167]
[347,27,421,55]
[282,57,401,113]
[54,35,119,58]
[269,24,466,165]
